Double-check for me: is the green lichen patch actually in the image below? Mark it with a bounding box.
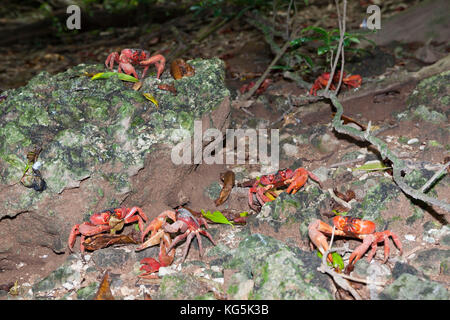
[405,70,449,123]
[380,273,448,300]
[224,234,333,300]
[0,59,229,217]
[260,185,329,237]
[351,178,400,222]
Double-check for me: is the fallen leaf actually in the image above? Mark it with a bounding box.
[91,72,139,82]
[215,170,235,206]
[8,280,19,296]
[94,271,115,300]
[333,188,355,202]
[201,209,234,226]
[317,251,345,271]
[133,81,143,91]
[143,93,159,108]
[220,209,249,224]
[170,59,195,80]
[352,160,390,172]
[158,83,177,94]
[82,233,138,251]
[332,112,367,131]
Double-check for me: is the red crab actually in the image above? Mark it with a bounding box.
[135,210,178,278]
[309,70,362,96]
[139,232,175,279]
[308,216,403,274]
[105,49,166,79]
[248,167,322,211]
[68,207,148,253]
[163,208,216,262]
[239,78,272,95]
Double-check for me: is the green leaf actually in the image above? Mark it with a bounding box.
[290,36,317,46]
[143,93,159,108]
[317,251,345,270]
[270,65,293,71]
[332,210,348,216]
[317,45,329,55]
[352,161,390,172]
[239,211,249,217]
[91,72,138,82]
[295,53,314,68]
[201,209,234,226]
[302,26,329,39]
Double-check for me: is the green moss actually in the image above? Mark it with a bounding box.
[406,206,424,225]
[227,284,238,295]
[76,282,99,300]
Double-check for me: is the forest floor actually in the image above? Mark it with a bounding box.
[0,0,449,300]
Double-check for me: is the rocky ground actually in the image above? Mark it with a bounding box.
[0,0,449,300]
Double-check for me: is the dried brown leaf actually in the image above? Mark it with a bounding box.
[94,271,115,300]
[82,232,138,251]
[215,171,235,206]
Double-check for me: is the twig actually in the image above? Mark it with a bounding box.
[328,157,365,168]
[239,26,301,101]
[420,161,450,193]
[326,92,450,213]
[328,188,352,210]
[324,0,347,93]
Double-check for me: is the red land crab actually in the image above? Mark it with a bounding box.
[138,232,175,279]
[309,70,362,96]
[68,207,148,253]
[163,208,216,262]
[308,216,403,274]
[105,49,166,79]
[135,210,177,278]
[248,167,322,211]
[239,78,272,95]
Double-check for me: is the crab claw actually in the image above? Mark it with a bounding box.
[139,258,161,274]
[140,210,176,243]
[158,232,175,267]
[105,52,120,70]
[135,229,165,251]
[140,54,166,79]
[286,168,322,194]
[68,224,81,252]
[308,219,333,263]
[343,74,362,88]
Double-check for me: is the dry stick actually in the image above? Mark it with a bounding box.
[334,0,346,93]
[327,92,450,213]
[324,0,347,93]
[240,26,301,101]
[168,13,238,61]
[420,161,450,193]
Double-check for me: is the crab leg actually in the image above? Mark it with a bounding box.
[346,234,375,273]
[140,54,166,79]
[105,52,119,70]
[308,219,333,262]
[199,229,216,247]
[180,232,196,262]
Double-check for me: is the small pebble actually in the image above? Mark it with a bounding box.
[407,138,419,145]
[404,234,416,241]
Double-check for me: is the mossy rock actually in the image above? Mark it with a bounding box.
[380,273,448,300]
[405,70,449,123]
[224,234,333,300]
